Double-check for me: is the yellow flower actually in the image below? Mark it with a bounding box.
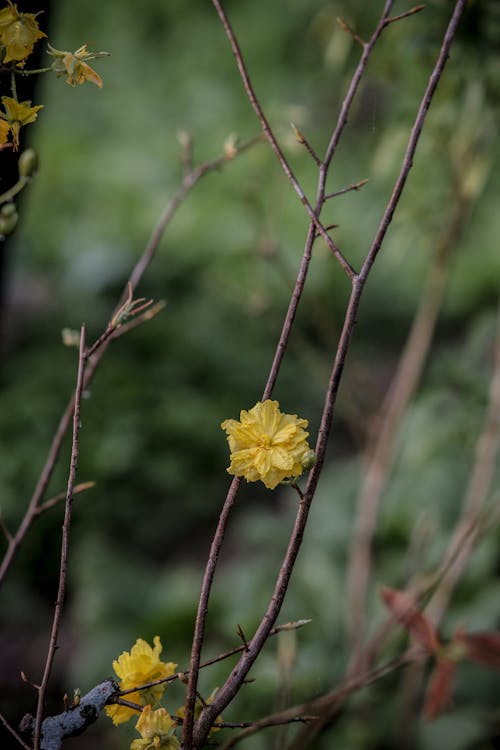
[130,706,179,750]
[47,43,108,88]
[0,1,45,63]
[0,96,43,150]
[105,636,177,726]
[221,400,312,490]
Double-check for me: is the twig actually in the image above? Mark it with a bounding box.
[33,326,87,750]
[189,3,467,747]
[324,179,368,200]
[290,123,321,167]
[384,5,426,27]
[34,325,85,750]
[35,481,96,515]
[336,17,366,48]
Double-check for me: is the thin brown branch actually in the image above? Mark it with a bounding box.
[190,3,467,747]
[384,5,426,27]
[336,17,366,48]
[33,326,87,750]
[290,122,321,167]
[35,481,96,515]
[219,716,317,750]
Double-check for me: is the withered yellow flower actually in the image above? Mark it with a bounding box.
[221,400,312,490]
[130,706,179,750]
[0,1,45,63]
[0,96,43,150]
[105,636,177,726]
[48,43,108,88]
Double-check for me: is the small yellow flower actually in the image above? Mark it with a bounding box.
[0,1,45,63]
[48,42,108,88]
[221,400,312,490]
[105,636,177,726]
[0,96,43,150]
[130,706,179,750]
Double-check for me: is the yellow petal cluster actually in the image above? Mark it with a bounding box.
[0,1,45,63]
[221,400,312,489]
[105,636,177,726]
[130,706,179,750]
[0,96,43,150]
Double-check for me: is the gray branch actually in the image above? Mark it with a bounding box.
[20,679,118,750]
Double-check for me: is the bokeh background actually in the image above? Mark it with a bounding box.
[1,0,500,748]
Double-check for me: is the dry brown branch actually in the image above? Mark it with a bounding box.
[33,326,86,750]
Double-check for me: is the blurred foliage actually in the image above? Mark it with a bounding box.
[1,0,500,749]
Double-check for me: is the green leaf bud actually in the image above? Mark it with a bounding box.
[18,148,38,179]
[0,203,18,237]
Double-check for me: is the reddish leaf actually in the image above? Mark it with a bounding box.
[380,586,440,653]
[457,632,500,669]
[423,658,457,720]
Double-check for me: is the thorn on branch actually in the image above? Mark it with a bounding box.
[336,17,366,47]
[237,624,250,652]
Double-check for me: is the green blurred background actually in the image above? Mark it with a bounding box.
[1,0,500,748]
